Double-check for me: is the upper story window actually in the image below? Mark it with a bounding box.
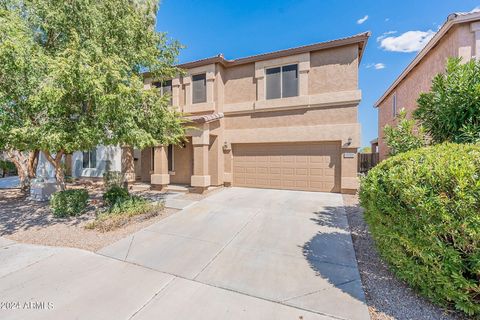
[153,80,172,104]
[82,149,96,169]
[192,73,207,104]
[392,92,397,118]
[266,64,298,100]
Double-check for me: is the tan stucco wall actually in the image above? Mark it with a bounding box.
[170,138,193,184]
[377,23,475,160]
[146,40,363,191]
[224,105,357,129]
[140,148,152,182]
[309,45,358,94]
[224,64,257,104]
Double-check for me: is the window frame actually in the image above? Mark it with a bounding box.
[392,92,397,118]
[265,64,299,100]
[191,73,207,104]
[167,145,174,173]
[82,149,96,169]
[150,147,155,172]
[153,80,173,104]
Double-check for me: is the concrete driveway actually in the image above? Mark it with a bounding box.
[0,187,369,320]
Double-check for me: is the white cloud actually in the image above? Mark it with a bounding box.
[376,31,397,42]
[385,18,390,22]
[379,30,436,53]
[357,15,369,24]
[366,63,386,70]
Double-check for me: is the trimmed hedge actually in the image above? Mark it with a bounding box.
[50,189,89,218]
[360,143,480,316]
[103,185,129,206]
[103,171,124,190]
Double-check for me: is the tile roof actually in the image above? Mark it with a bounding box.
[185,112,224,124]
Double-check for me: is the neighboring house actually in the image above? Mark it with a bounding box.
[35,146,122,179]
[375,11,480,160]
[38,32,369,193]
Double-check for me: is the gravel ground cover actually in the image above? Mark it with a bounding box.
[343,194,467,320]
[0,184,177,252]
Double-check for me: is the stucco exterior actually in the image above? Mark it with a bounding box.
[55,33,368,193]
[144,32,369,193]
[376,12,480,160]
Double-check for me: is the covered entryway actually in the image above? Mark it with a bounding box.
[232,142,341,192]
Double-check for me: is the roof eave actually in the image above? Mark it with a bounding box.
[144,32,371,79]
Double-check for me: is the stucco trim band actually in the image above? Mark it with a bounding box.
[223,90,361,114]
[224,123,361,147]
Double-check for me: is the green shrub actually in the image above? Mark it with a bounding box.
[103,171,125,190]
[384,109,427,156]
[359,143,480,316]
[0,159,17,177]
[103,185,129,206]
[415,58,480,144]
[86,196,163,232]
[50,189,89,218]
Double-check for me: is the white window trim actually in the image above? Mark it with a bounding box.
[265,64,299,100]
[83,149,96,169]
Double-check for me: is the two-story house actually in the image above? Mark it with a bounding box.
[375,11,480,160]
[116,32,369,194]
[54,32,368,193]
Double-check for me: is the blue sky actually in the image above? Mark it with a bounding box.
[156,0,480,147]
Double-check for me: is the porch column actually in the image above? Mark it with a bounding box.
[191,124,211,193]
[150,145,170,190]
[121,146,136,183]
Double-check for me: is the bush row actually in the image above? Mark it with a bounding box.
[360,143,480,316]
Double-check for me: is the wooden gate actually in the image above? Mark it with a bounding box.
[358,153,379,174]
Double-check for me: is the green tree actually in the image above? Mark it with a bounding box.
[384,109,427,156]
[414,57,480,144]
[0,3,43,189]
[359,146,372,153]
[0,0,185,190]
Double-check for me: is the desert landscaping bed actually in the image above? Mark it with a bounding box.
[343,194,468,320]
[0,184,178,252]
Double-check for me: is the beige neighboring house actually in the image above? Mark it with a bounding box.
[375,11,480,160]
[127,32,369,194]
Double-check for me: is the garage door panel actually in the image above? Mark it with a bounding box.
[233,143,341,192]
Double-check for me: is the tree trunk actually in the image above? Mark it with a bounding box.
[28,150,39,179]
[6,150,30,192]
[43,150,65,191]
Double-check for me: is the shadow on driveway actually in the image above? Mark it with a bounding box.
[302,205,365,301]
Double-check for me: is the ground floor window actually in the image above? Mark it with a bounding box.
[168,145,174,172]
[150,147,155,171]
[82,149,96,169]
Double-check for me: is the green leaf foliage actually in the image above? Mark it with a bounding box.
[0,0,185,156]
[50,189,89,217]
[383,109,427,156]
[359,143,480,316]
[103,185,130,207]
[103,171,125,190]
[415,58,480,144]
